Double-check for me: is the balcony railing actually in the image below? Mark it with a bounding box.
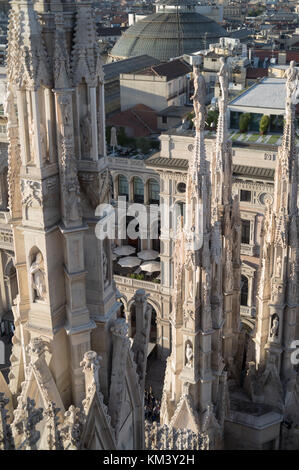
[241,244,255,256]
[114,274,161,293]
[240,305,256,318]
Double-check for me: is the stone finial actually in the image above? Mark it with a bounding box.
[110,317,129,338]
[26,337,48,363]
[80,351,102,401]
[60,405,85,450]
[134,288,149,305]
[80,351,101,376]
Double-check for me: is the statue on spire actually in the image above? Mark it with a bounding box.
[191,65,206,131]
[218,57,229,102]
[284,60,298,106]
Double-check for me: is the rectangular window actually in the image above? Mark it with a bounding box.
[241,220,251,245]
[133,177,144,203]
[118,175,129,201]
[162,116,168,124]
[240,190,252,202]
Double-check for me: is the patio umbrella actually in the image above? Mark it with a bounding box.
[113,245,136,256]
[118,256,141,268]
[137,249,159,261]
[140,261,161,273]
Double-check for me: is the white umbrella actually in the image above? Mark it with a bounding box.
[118,256,141,268]
[114,245,136,256]
[140,261,161,273]
[137,249,159,261]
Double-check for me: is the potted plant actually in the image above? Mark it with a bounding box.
[259,115,270,135]
[239,113,251,133]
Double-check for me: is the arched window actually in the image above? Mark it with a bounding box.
[118,175,129,201]
[148,179,160,204]
[133,177,144,203]
[241,275,249,306]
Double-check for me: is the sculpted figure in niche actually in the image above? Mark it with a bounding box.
[270,314,279,339]
[102,248,109,287]
[40,123,49,162]
[276,256,282,278]
[30,252,46,301]
[28,123,35,159]
[185,341,193,368]
[67,181,81,222]
[80,113,92,157]
[4,86,17,124]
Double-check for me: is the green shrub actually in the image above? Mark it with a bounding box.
[239,113,251,133]
[259,115,270,135]
[206,109,219,130]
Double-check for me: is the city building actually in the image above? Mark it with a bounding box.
[0,0,299,452]
[110,0,228,62]
[120,59,192,112]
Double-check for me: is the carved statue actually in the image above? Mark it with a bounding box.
[218,57,229,101]
[203,269,211,303]
[4,86,17,125]
[102,248,109,287]
[80,113,92,157]
[185,342,193,368]
[284,60,298,105]
[28,123,35,158]
[66,181,81,222]
[276,256,282,278]
[191,66,206,131]
[30,252,46,301]
[40,123,49,162]
[270,315,279,338]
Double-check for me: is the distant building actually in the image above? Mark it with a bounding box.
[120,58,192,112]
[103,55,161,115]
[107,104,158,138]
[110,0,228,62]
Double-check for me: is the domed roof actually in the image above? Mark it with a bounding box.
[110,10,227,62]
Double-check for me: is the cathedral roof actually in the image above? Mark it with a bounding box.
[110,11,227,62]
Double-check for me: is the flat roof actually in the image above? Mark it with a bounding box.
[229,78,288,111]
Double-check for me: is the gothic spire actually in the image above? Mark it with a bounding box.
[7,0,51,89]
[71,0,104,87]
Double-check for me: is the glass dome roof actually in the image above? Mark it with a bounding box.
[110,10,227,62]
